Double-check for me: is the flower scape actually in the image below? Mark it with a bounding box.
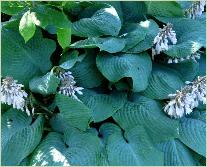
[1,1,206,166]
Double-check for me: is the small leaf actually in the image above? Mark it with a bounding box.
[29,71,60,95]
[57,27,71,49]
[96,52,152,92]
[59,50,81,70]
[19,10,36,42]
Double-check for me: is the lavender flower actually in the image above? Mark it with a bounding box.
[1,76,33,116]
[152,23,177,59]
[167,52,201,64]
[164,76,206,118]
[58,71,84,102]
[185,0,206,19]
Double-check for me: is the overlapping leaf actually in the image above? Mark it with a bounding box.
[168,61,199,82]
[78,89,127,122]
[70,49,104,88]
[96,52,152,92]
[2,27,56,87]
[31,4,71,48]
[72,4,121,37]
[70,37,126,53]
[99,123,164,165]
[29,127,107,165]
[125,19,159,53]
[156,17,206,58]
[142,64,184,99]
[29,71,60,95]
[2,109,44,165]
[55,93,92,131]
[113,95,179,143]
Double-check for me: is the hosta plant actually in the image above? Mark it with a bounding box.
[1,0,206,166]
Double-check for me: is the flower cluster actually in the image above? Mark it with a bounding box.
[1,76,33,116]
[152,23,177,59]
[185,0,205,19]
[58,71,84,102]
[164,76,206,118]
[167,52,201,64]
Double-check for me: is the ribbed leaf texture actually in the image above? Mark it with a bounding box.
[1,109,44,165]
[142,64,184,99]
[100,123,164,165]
[70,49,105,88]
[29,127,106,165]
[96,52,152,92]
[2,28,56,87]
[79,89,127,122]
[55,93,92,131]
[156,139,197,165]
[72,4,121,37]
[113,95,179,143]
[179,118,206,157]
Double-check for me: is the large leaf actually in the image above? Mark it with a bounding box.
[72,5,121,37]
[179,118,206,157]
[126,19,159,53]
[78,89,127,122]
[113,95,179,143]
[100,123,164,165]
[29,71,60,95]
[96,52,152,92]
[156,139,197,165]
[99,1,147,23]
[55,93,92,131]
[145,1,183,17]
[142,64,184,99]
[70,37,126,53]
[2,27,56,87]
[168,61,199,82]
[1,109,44,165]
[19,10,36,42]
[70,49,105,88]
[30,128,107,165]
[1,1,28,15]
[31,4,71,48]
